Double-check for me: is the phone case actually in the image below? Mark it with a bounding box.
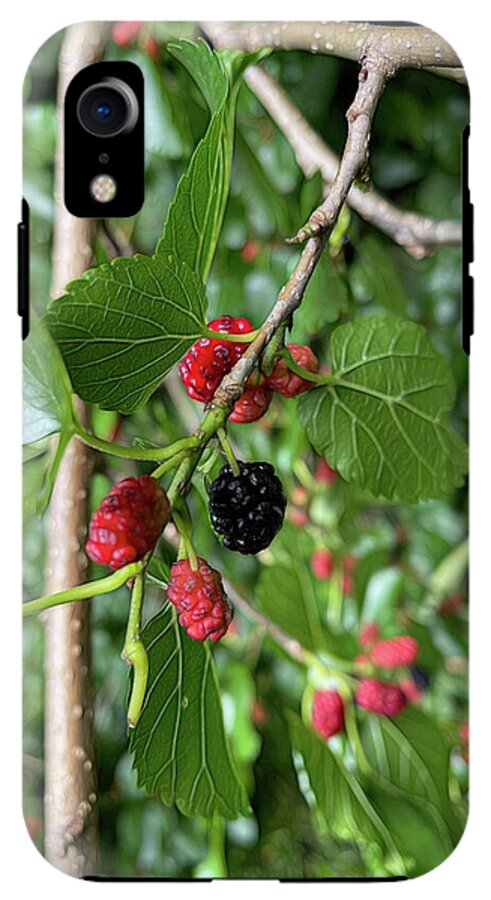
[22,20,470,881]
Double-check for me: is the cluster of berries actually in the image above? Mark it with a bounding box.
[356,622,423,703]
[179,315,319,423]
[112,21,159,59]
[86,457,287,643]
[310,548,357,594]
[86,476,233,642]
[311,625,423,740]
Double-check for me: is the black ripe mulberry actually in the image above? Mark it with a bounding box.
[208,461,286,554]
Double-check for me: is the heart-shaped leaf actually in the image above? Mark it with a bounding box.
[298,317,467,502]
[47,254,207,414]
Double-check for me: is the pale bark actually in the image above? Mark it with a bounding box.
[203,21,464,78]
[244,65,461,257]
[43,21,108,878]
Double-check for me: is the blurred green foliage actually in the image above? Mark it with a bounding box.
[23,26,468,878]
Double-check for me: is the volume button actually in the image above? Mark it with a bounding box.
[17,198,30,338]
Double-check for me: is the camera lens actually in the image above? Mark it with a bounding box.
[77,78,139,137]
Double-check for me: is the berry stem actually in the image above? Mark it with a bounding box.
[121,572,149,728]
[279,349,334,385]
[172,509,199,571]
[22,560,144,618]
[261,323,286,375]
[151,449,189,481]
[203,328,261,343]
[75,425,201,462]
[342,695,371,774]
[217,428,241,477]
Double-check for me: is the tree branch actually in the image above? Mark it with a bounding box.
[289,46,394,244]
[224,580,310,666]
[203,21,464,77]
[43,21,109,878]
[212,234,327,409]
[244,65,461,258]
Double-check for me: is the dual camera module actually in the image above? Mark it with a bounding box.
[64,62,144,217]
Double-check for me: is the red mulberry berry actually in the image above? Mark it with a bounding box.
[167,557,233,642]
[112,21,142,46]
[230,377,272,424]
[312,690,345,738]
[86,476,169,570]
[145,36,159,59]
[240,240,261,263]
[291,486,309,506]
[266,343,319,398]
[371,636,419,668]
[179,316,254,402]
[359,622,380,648]
[311,549,333,580]
[290,509,309,528]
[399,677,422,704]
[315,458,338,484]
[355,678,406,717]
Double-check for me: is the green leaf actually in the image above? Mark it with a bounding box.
[288,715,405,873]
[361,567,405,627]
[157,43,259,282]
[349,234,408,315]
[298,317,467,502]
[298,251,350,330]
[129,605,250,820]
[256,561,327,653]
[361,706,461,843]
[47,255,207,414]
[23,313,75,444]
[221,660,262,786]
[289,714,456,876]
[168,39,228,113]
[156,113,230,281]
[367,787,455,876]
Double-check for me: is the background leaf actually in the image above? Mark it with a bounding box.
[361,706,462,843]
[129,605,250,819]
[256,563,327,653]
[23,314,75,444]
[47,255,207,414]
[289,713,457,876]
[288,714,405,873]
[298,317,467,502]
[157,43,260,281]
[349,234,408,316]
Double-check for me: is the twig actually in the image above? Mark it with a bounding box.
[288,46,395,244]
[244,66,461,258]
[203,21,464,78]
[224,579,310,666]
[212,234,327,408]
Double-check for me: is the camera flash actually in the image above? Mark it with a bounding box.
[90,174,117,203]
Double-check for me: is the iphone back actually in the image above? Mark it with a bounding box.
[22,20,470,881]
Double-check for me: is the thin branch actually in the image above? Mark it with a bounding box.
[289,46,394,244]
[212,234,327,408]
[203,21,464,76]
[224,580,310,666]
[244,65,461,258]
